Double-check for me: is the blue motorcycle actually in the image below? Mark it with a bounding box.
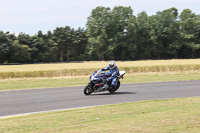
[84,70,126,95]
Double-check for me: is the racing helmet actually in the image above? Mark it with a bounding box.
[109,60,116,69]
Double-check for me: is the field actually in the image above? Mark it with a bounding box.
[1,59,200,79]
[2,59,200,72]
[0,97,200,133]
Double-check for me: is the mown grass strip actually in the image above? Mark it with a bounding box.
[0,97,200,133]
[1,73,200,91]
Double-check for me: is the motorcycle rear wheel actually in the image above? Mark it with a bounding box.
[84,83,93,95]
[116,80,120,91]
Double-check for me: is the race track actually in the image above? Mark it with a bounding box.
[0,80,200,117]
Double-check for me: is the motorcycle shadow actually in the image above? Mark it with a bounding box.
[91,91,136,96]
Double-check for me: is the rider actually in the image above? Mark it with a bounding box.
[101,60,119,89]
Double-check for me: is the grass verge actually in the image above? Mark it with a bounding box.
[1,72,200,91]
[0,97,200,133]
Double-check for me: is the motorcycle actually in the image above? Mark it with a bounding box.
[84,70,126,95]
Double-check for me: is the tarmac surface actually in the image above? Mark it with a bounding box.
[0,80,200,117]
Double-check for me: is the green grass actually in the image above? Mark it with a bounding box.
[0,77,88,91]
[1,72,200,91]
[1,97,200,133]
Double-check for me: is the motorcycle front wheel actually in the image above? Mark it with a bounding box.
[108,80,120,93]
[84,83,93,95]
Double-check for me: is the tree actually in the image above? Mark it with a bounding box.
[126,15,137,60]
[73,28,88,61]
[86,6,133,60]
[110,6,133,60]
[0,31,16,63]
[0,44,6,63]
[53,26,76,62]
[30,35,48,62]
[10,40,31,63]
[86,6,112,60]
[129,11,152,59]
[180,9,200,58]
[17,33,32,47]
[149,8,180,59]
[41,31,58,62]
[0,31,7,63]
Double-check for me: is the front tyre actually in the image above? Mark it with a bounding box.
[108,86,115,93]
[108,80,120,94]
[84,83,93,95]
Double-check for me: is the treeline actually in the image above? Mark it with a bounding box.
[0,28,87,63]
[0,6,200,63]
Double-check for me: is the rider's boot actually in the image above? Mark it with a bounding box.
[103,84,109,90]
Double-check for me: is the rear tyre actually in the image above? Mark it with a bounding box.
[84,83,93,95]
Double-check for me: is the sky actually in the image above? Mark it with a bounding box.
[0,0,200,35]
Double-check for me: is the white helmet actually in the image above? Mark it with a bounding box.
[109,60,116,69]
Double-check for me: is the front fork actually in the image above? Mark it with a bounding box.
[89,82,95,92]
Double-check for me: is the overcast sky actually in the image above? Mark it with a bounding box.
[0,0,200,35]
